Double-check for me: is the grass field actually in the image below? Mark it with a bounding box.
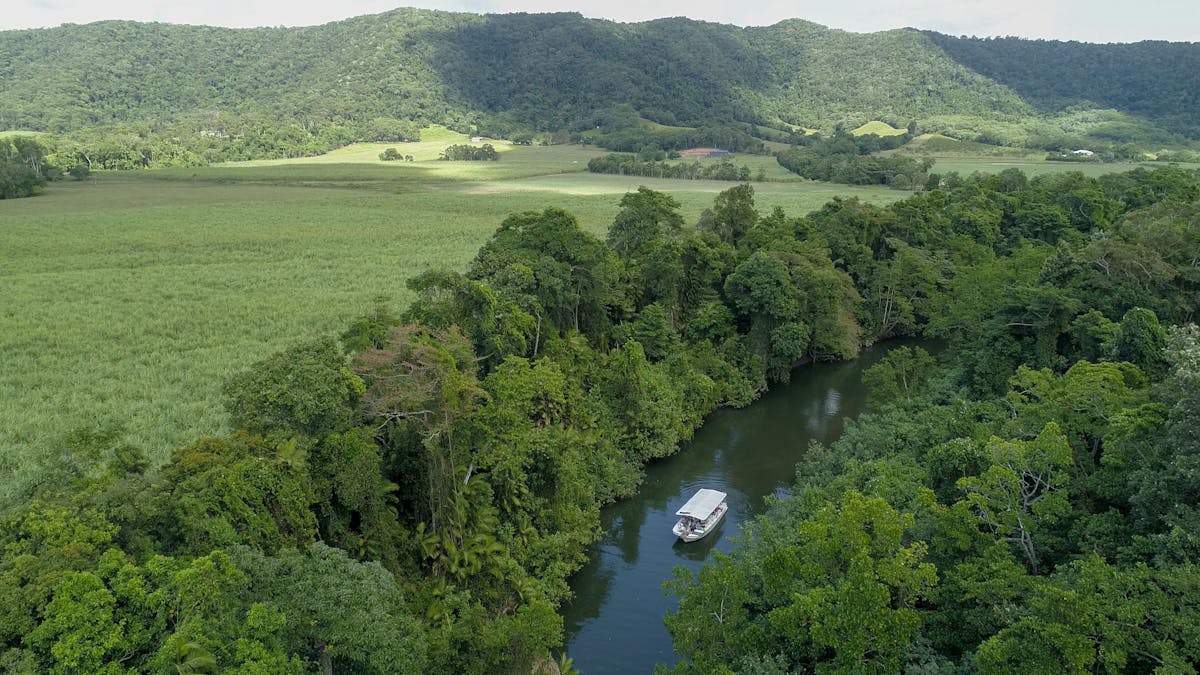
[898,134,1200,176]
[0,145,903,503]
[927,156,1200,178]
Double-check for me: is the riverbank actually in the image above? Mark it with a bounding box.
[564,341,910,672]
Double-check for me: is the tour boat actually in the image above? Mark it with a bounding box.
[672,488,729,542]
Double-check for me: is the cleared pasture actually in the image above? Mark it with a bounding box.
[851,120,907,136]
[928,156,1200,178]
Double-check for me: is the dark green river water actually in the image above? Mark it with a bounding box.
[563,342,904,673]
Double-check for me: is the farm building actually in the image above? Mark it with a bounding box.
[679,147,732,158]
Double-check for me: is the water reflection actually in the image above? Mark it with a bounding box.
[562,343,915,674]
[560,554,615,635]
[611,506,647,566]
[826,387,842,416]
[670,522,724,562]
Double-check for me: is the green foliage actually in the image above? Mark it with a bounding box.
[955,425,1073,574]
[403,268,535,370]
[1,136,50,198]
[378,147,403,161]
[724,251,797,320]
[861,345,935,407]
[232,543,426,674]
[667,491,937,674]
[607,186,684,257]
[364,117,421,143]
[586,123,767,155]
[0,501,118,651]
[308,429,406,567]
[670,166,1200,671]
[1112,307,1169,375]
[627,303,680,361]
[976,556,1200,674]
[927,34,1200,139]
[588,153,757,182]
[13,544,305,673]
[704,183,759,245]
[592,340,691,463]
[224,338,364,439]
[776,131,933,188]
[440,143,499,161]
[469,207,621,339]
[351,324,485,531]
[768,492,937,673]
[161,434,318,555]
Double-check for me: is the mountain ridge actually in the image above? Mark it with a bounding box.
[1,8,1195,148]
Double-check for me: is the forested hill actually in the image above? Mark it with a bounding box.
[1,9,1197,143]
[0,11,1026,133]
[926,33,1200,139]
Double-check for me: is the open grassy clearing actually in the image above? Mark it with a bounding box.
[888,134,1200,176]
[696,153,802,182]
[899,134,1035,157]
[232,125,513,165]
[0,168,903,502]
[928,156,1200,178]
[166,142,813,187]
[464,172,899,209]
[851,120,907,136]
[208,145,596,183]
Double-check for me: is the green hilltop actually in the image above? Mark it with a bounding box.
[1,9,1196,151]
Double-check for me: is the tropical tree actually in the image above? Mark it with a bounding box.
[956,424,1073,574]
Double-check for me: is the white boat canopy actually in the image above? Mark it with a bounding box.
[675,489,727,519]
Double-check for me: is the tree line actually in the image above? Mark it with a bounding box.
[587,153,760,182]
[3,166,1199,671]
[775,130,935,188]
[0,135,52,198]
[439,143,499,161]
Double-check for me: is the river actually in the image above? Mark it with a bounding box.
[562,342,904,673]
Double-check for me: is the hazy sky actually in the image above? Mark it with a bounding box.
[4,0,1198,43]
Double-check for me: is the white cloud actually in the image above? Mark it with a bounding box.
[2,0,1197,42]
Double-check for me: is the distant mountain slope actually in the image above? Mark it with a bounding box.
[926,33,1200,138]
[0,9,1196,143]
[0,9,460,131]
[747,21,1032,124]
[428,14,773,129]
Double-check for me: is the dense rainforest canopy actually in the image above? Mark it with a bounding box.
[3,163,1199,671]
[1,9,1198,168]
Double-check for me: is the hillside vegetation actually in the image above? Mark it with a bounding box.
[1,10,1197,155]
[927,33,1200,140]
